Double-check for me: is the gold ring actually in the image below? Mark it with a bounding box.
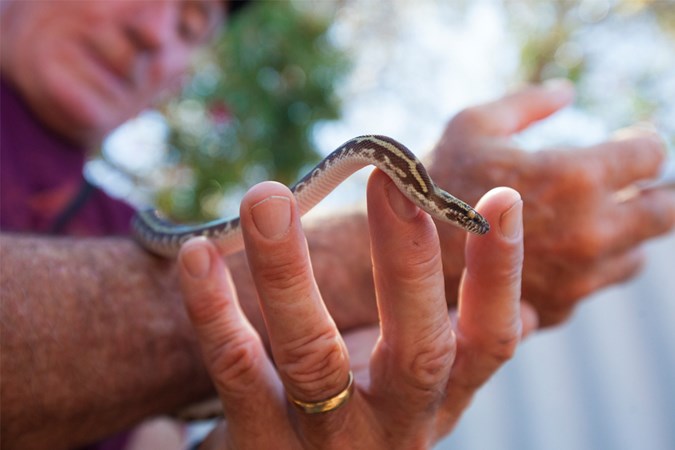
[288,371,354,414]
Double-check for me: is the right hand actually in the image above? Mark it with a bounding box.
[177,171,533,449]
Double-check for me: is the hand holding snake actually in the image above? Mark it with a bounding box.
[133,134,493,423]
[177,170,533,449]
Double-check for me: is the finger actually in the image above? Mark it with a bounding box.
[606,188,675,254]
[566,247,646,302]
[439,188,524,431]
[455,80,575,136]
[449,302,538,341]
[366,169,454,414]
[573,188,675,263]
[178,237,291,446]
[533,247,647,328]
[457,187,524,376]
[580,130,667,190]
[239,181,351,408]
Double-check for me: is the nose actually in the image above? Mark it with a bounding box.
[126,0,177,50]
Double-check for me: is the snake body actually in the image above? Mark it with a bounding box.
[132,135,489,258]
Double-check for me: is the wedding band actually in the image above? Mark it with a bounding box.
[288,371,354,414]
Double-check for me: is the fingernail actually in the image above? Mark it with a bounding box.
[181,238,211,279]
[385,181,419,221]
[500,199,523,239]
[250,195,292,239]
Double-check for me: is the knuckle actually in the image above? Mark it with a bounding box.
[387,245,443,285]
[450,329,521,394]
[485,333,520,365]
[464,325,521,367]
[209,336,264,395]
[407,325,456,389]
[186,286,232,327]
[277,328,347,400]
[255,256,312,297]
[488,316,522,358]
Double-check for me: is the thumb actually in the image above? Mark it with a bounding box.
[456,79,575,137]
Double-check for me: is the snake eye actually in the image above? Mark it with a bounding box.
[467,209,476,219]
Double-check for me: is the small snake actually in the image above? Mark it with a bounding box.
[132,135,490,258]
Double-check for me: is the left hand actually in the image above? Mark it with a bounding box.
[177,170,535,449]
[427,81,675,326]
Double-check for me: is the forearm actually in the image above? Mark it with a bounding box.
[0,234,212,449]
[0,213,386,449]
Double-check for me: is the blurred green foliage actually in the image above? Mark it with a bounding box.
[509,0,675,84]
[159,1,348,221]
[507,0,674,137]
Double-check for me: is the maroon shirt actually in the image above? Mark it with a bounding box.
[0,76,134,449]
[0,77,134,235]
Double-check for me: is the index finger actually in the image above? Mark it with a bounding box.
[239,182,351,405]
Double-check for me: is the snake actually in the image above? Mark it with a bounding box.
[132,135,490,258]
[132,135,489,420]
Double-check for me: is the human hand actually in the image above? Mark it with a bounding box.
[428,81,675,327]
[177,170,535,449]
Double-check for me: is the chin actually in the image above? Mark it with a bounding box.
[38,94,119,146]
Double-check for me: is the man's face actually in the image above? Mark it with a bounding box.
[0,0,225,145]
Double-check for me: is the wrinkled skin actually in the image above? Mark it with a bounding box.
[178,175,534,449]
[427,81,675,326]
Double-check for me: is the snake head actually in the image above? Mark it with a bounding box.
[463,207,490,235]
[435,190,490,235]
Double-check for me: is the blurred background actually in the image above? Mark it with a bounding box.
[91,1,674,449]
